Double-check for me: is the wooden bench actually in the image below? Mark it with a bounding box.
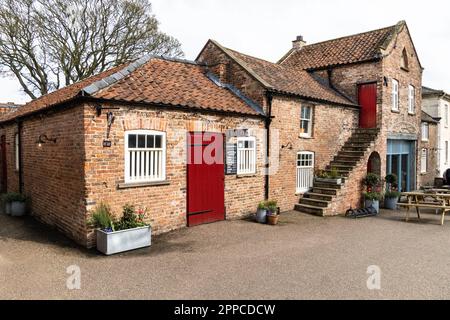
[399,192,450,226]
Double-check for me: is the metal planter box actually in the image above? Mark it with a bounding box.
[96,226,151,255]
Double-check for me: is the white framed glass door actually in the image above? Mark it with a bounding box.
[296,152,314,193]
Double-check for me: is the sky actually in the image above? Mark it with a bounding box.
[1,0,449,104]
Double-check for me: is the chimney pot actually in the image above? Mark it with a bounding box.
[293,35,306,50]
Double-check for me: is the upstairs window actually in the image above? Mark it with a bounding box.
[401,48,409,70]
[125,130,166,184]
[408,85,415,114]
[421,123,429,141]
[237,137,256,175]
[392,79,399,111]
[300,105,313,138]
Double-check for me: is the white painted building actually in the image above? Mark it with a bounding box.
[422,87,450,176]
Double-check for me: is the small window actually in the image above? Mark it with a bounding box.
[14,133,19,171]
[125,130,166,183]
[421,149,427,174]
[401,48,409,70]
[446,141,449,165]
[408,85,415,114]
[237,137,256,175]
[392,79,399,111]
[300,105,313,138]
[446,105,449,128]
[421,123,429,141]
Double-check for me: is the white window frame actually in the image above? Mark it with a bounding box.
[421,123,429,142]
[296,151,314,193]
[408,85,415,114]
[124,130,166,184]
[392,79,399,111]
[237,136,256,175]
[300,105,313,138]
[14,133,19,172]
[446,104,449,128]
[421,149,428,174]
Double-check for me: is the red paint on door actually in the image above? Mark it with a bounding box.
[187,132,225,227]
[358,83,377,128]
[0,135,7,193]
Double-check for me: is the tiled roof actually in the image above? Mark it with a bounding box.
[210,41,357,106]
[279,23,400,70]
[0,63,129,123]
[422,86,445,96]
[92,57,263,115]
[0,57,263,124]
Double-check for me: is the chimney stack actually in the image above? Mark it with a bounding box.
[292,35,306,50]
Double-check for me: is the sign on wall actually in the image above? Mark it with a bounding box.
[225,143,237,175]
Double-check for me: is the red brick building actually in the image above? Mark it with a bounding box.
[0,21,424,247]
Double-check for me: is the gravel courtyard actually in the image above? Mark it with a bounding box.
[1,209,450,300]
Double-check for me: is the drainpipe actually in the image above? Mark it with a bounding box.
[264,92,273,200]
[17,120,23,193]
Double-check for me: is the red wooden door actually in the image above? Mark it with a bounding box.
[358,83,377,128]
[187,132,225,227]
[0,136,7,193]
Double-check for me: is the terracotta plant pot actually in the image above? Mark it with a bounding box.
[267,214,279,225]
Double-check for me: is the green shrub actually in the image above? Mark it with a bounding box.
[385,174,398,185]
[363,173,381,188]
[89,203,115,231]
[363,192,382,201]
[385,191,401,199]
[257,200,278,213]
[2,193,27,203]
[115,204,148,231]
[258,202,268,210]
[329,167,340,179]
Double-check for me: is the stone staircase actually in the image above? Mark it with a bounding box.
[295,128,379,216]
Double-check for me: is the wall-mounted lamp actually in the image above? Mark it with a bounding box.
[281,142,293,150]
[36,134,57,147]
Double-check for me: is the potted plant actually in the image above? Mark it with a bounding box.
[315,168,343,185]
[256,201,268,224]
[8,193,27,217]
[384,174,401,210]
[266,200,279,226]
[362,173,382,213]
[363,192,382,213]
[1,193,12,215]
[90,203,151,255]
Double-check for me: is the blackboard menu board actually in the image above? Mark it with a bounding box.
[225,143,237,175]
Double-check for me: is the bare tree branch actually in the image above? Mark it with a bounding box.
[0,0,184,99]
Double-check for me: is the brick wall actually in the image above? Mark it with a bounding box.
[419,122,439,186]
[83,103,265,247]
[268,95,359,211]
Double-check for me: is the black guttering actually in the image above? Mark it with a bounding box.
[16,120,23,193]
[264,92,273,201]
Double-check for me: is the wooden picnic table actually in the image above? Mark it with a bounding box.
[398,191,450,225]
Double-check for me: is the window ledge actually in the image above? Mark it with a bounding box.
[408,112,416,116]
[391,110,400,114]
[422,139,429,142]
[237,173,257,178]
[401,67,410,72]
[117,180,170,189]
[299,135,313,139]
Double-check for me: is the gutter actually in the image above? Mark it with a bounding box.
[16,120,23,193]
[264,92,273,200]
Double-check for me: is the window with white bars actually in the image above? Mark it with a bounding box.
[408,85,415,114]
[296,152,314,193]
[421,123,429,141]
[300,105,313,138]
[392,79,399,111]
[237,137,256,175]
[125,130,166,183]
[421,149,428,174]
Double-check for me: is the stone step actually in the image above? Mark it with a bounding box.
[327,163,355,171]
[348,138,375,144]
[338,150,365,157]
[323,170,350,178]
[294,204,324,216]
[353,128,380,134]
[342,143,370,149]
[304,192,334,201]
[334,155,361,162]
[300,197,330,208]
[312,187,338,195]
[313,181,342,189]
[330,160,358,167]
